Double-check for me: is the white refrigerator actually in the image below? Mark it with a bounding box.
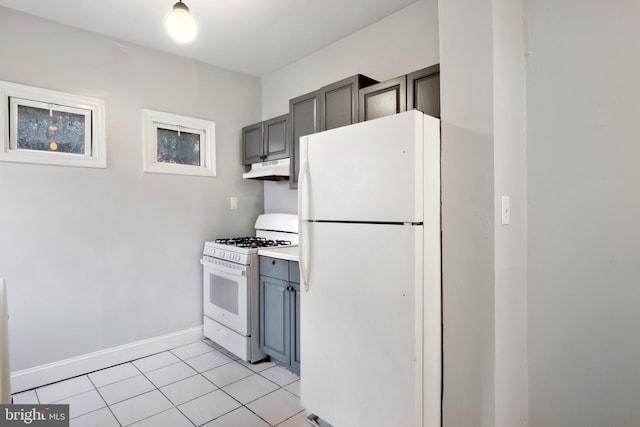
[298,110,441,427]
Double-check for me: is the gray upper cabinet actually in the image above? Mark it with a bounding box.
[289,91,320,189]
[264,114,289,159]
[242,122,264,165]
[358,76,408,122]
[319,74,378,131]
[408,63,440,118]
[288,75,377,188]
[242,113,290,165]
[242,68,439,174]
[358,64,441,123]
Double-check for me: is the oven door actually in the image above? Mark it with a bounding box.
[202,257,249,336]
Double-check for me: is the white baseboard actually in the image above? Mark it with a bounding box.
[10,325,203,393]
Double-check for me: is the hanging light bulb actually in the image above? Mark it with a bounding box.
[165,1,197,43]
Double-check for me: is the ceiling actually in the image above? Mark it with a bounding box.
[0,0,418,77]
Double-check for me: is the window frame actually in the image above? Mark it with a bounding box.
[142,109,216,177]
[0,80,106,168]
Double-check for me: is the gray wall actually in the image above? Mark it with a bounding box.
[440,0,528,425]
[493,0,528,425]
[526,1,640,426]
[260,0,440,213]
[439,0,496,424]
[0,8,263,372]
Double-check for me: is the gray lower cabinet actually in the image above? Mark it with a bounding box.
[259,256,300,374]
[289,262,301,374]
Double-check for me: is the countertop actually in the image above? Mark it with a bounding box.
[258,245,299,262]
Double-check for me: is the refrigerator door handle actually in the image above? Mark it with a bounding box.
[300,222,310,291]
[298,136,311,291]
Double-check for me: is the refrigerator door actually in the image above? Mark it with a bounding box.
[300,221,437,427]
[298,110,440,223]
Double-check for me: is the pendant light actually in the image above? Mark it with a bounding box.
[165,1,197,43]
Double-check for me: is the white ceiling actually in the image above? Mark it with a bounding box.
[0,0,418,77]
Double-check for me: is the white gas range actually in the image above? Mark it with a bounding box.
[201,214,298,363]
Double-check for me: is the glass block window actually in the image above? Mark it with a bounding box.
[143,109,216,177]
[0,80,106,168]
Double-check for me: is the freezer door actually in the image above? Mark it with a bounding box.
[300,221,440,427]
[298,110,440,223]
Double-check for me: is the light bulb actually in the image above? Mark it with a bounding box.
[165,1,197,43]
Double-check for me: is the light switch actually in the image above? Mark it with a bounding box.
[230,196,238,210]
[501,196,510,225]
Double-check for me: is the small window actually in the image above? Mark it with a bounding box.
[142,109,216,177]
[0,80,106,168]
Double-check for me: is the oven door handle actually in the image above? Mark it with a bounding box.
[201,258,247,276]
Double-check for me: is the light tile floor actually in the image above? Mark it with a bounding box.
[11,339,309,427]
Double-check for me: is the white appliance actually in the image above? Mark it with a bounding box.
[298,110,441,427]
[201,213,298,362]
[242,158,290,180]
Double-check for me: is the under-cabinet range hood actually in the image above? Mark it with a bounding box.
[242,158,290,181]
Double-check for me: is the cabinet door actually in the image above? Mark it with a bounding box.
[288,261,300,284]
[242,122,264,165]
[260,256,289,281]
[260,275,290,366]
[407,64,440,118]
[264,114,290,161]
[358,76,407,122]
[289,91,320,189]
[320,74,378,131]
[290,281,301,375]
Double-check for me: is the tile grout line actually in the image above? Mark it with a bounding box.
[86,374,124,427]
[133,358,197,426]
[44,377,97,409]
[16,341,305,427]
[133,351,248,427]
[164,351,295,426]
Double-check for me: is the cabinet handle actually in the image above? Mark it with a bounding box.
[271,260,276,265]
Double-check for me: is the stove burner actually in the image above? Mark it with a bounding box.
[214,237,292,248]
